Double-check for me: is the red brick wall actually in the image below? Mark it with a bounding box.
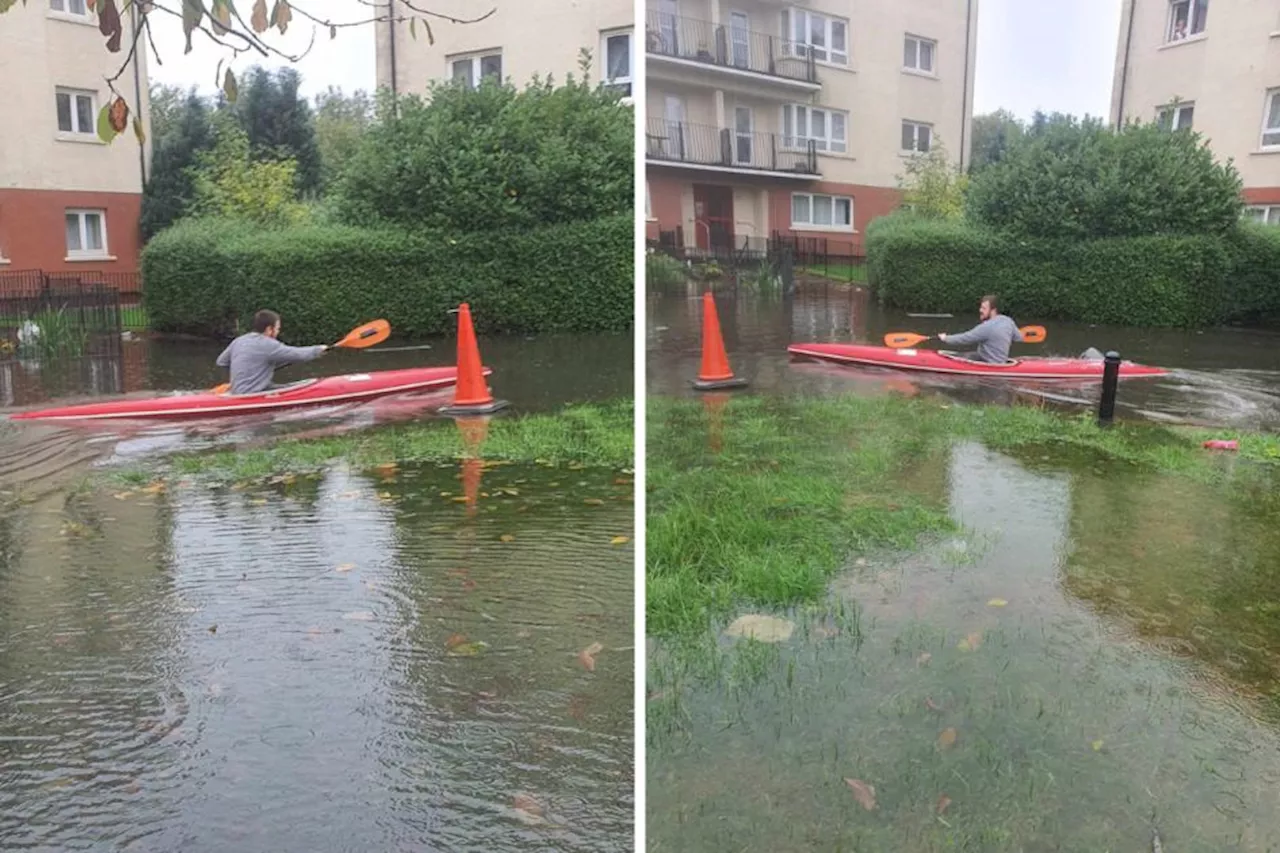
[646,174,687,240]
[1243,187,1280,205]
[0,188,142,273]
[767,182,902,255]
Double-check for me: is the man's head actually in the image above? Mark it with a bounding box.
[252,309,281,338]
[979,294,1000,322]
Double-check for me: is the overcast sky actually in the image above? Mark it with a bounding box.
[147,0,1122,119]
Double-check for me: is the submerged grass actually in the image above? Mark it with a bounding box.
[150,401,634,481]
[647,393,1280,637]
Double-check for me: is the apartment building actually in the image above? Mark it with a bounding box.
[644,0,978,254]
[0,1,151,272]
[375,0,635,100]
[1110,0,1280,222]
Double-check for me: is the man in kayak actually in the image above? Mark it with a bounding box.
[216,310,328,394]
[937,295,1023,363]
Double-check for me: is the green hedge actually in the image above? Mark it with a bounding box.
[865,214,1280,327]
[141,215,633,340]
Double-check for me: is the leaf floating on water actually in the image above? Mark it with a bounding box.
[445,633,468,649]
[499,534,515,543]
[938,727,958,749]
[334,563,356,573]
[512,792,545,824]
[925,697,943,712]
[374,462,398,477]
[448,641,487,657]
[113,491,132,500]
[724,614,795,643]
[1092,739,1104,752]
[987,598,1008,608]
[843,778,877,811]
[584,498,605,506]
[610,536,630,545]
[341,611,376,622]
[462,579,477,591]
[916,652,932,666]
[936,794,952,815]
[207,624,217,634]
[957,631,983,651]
[578,641,604,671]
[141,481,166,495]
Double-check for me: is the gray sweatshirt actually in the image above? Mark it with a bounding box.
[215,332,326,395]
[943,314,1023,363]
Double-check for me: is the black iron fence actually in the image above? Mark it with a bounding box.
[646,116,819,175]
[645,11,819,84]
[648,227,867,283]
[0,270,127,361]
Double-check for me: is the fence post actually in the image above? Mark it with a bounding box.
[778,246,795,295]
[1097,351,1121,426]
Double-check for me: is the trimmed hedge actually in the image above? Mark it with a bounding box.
[866,214,1280,327]
[141,215,633,340]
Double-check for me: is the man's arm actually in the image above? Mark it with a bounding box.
[216,342,233,368]
[940,320,994,347]
[266,338,327,367]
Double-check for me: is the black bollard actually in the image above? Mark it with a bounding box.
[1097,350,1121,426]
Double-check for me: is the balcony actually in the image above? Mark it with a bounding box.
[645,11,820,95]
[645,117,819,179]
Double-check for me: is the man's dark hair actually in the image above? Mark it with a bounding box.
[252,310,281,333]
[980,294,999,312]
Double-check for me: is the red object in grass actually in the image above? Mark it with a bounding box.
[1202,439,1239,451]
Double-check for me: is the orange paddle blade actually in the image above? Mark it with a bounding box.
[335,319,390,349]
[884,332,931,349]
[1019,325,1046,344]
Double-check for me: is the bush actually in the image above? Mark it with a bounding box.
[645,251,686,287]
[965,117,1244,240]
[141,215,633,340]
[866,213,1280,327]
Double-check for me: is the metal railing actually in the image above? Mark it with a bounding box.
[645,11,818,84]
[646,117,819,175]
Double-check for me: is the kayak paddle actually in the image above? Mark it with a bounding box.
[883,325,1046,349]
[213,319,393,394]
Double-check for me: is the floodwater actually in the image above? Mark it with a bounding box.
[648,441,1280,851]
[647,283,1280,430]
[0,459,634,851]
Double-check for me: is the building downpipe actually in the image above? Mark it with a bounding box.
[960,0,972,170]
[388,0,398,99]
[1116,0,1136,128]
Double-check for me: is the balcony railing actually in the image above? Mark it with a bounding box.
[645,11,819,85]
[645,117,819,176]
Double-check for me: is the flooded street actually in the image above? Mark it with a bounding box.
[647,284,1280,430]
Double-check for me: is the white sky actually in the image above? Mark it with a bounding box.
[147,0,1123,118]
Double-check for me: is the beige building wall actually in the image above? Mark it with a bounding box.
[0,3,151,194]
[1110,0,1280,194]
[375,0,634,98]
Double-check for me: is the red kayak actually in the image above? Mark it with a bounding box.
[9,366,483,422]
[787,343,1167,380]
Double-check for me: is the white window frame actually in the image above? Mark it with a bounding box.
[1156,101,1194,130]
[65,209,109,261]
[601,29,633,99]
[449,50,502,88]
[1166,0,1208,42]
[646,181,654,221]
[903,34,936,74]
[48,0,91,19]
[1262,88,1280,149]
[790,192,854,232]
[901,120,933,154]
[55,87,97,137]
[781,8,849,66]
[1245,205,1280,225]
[781,104,848,154]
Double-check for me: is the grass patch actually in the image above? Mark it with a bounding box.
[647,394,1280,637]
[121,304,149,330]
[137,401,634,482]
[799,262,868,283]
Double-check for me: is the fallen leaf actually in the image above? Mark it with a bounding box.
[375,462,398,478]
[916,652,932,666]
[445,633,468,649]
[448,641,487,656]
[987,598,1008,607]
[938,727,958,749]
[936,794,952,815]
[724,614,795,643]
[584,498,605,506]
[462,579,477,591]
[207,624,217,634]
[499,534,515,543]
[957,631,983,651]
[512,792,544,823]
[1092,739,1104,751]
[113,492,132,500]
[925,697,943,712]
[578,641,604,671]
[843,777,877,811]
[610,536,630,545]
[334,563,356,573]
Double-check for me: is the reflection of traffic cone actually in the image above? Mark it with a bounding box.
[702,391,730,453]
[693,292,748,391]
[455,416,489,517]
[441,303,509,416]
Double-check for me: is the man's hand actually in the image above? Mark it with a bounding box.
[937,333,948,342]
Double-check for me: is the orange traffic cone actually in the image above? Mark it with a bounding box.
[693,292,748,391]
[440,303,509,416]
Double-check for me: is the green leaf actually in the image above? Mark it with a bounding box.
[182,0,202,53]
[97,103,119,144]
[132,114,146,144]
[222,67,237,102]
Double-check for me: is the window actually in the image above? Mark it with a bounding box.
[49,0,89,16]
[734,107,754,164]
[903,35,936,73]
[781,8,848,66]
[1245,205,1280,225]
[1262,89,1280,148]
[782,104,848,153]
[55,88,96,135]
[791,193,853,230]
[1167,0,1208,41]
[450,51,502,88]
[65,210,107,259]
[901,120,932,153]
[602,30,633,97]
[1156,102,1194,130]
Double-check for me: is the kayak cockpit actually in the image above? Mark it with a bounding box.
[935,351,1020,369]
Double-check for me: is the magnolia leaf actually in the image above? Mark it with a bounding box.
[329,24,336,39]
[987,598,1008,607]
[499,533,515,543]
[610,536,630,545]
[222,67,237,102]
[249,0,266,31]
[270,0,290,33]
[132,115,146,144]
[182,0,202,53]
[936,794,952,815]
[408,16,415,39]
[445,632,467,649]
[938,727,958,749]
[843,778,877,811]
[99,0,122,51]
[423,18,433,45]
[210,0,230,33]
[578,641,603,671]
[96,103,119,143]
